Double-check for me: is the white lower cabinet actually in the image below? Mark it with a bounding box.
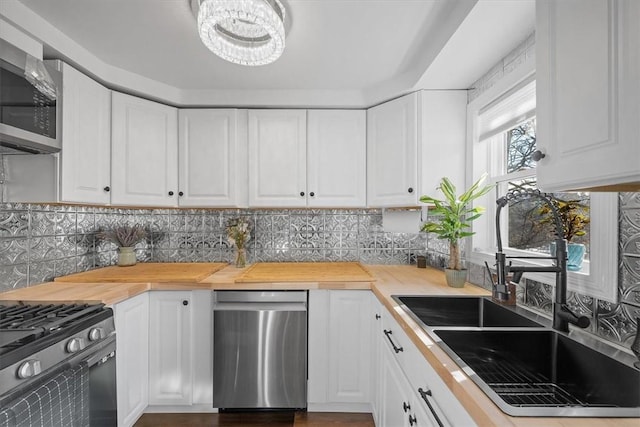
[371,295,384,426]
[148,290,213,408]
[148,291,192,405]
[114,292,149,427]
[308,290,373,411]
[379,309,476,427]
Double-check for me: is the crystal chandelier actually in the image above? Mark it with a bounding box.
[197,0,286,66]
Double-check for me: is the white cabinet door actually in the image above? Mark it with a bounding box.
[371,295,384,426]
[59,62,111,204]
[178,109,247,207]
[381,343,410,427]
[419,90,467,195]
[114,292,149,427]
[248,110,307,207]
[367,93,418,207]
[308,290,372,411]
[307,110,366,207]
[111,92,178,206]
[148,291,192,406]
[536,0,640,191]
[191,290,213,405]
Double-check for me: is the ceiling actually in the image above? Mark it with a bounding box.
[4,0,535,108]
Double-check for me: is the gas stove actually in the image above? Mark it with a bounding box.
[0,303,115,399]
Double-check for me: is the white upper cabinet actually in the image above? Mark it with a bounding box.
[248,110,307,207]
[367,93,418,207]
[58,62,111,204]
[111,92,178,206]
[307,110,366,207]
[536,0,640,191]
[178,109,247,207]
[367,91,466,207]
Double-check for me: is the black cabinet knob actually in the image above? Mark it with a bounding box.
[300,191,305,197]
[408,187,414,193]
[168,191,174,196]
[375,314,381,320]
[182,300,188,306]
[532,150,546,161]
[309,192,315,197]
[403,401,411,412]
[409,415,417,426]
[103,186,110,192]
[178,191,184,197]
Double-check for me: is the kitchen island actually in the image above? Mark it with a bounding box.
[0,262,637,426]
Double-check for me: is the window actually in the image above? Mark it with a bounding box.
[467,68,618,302]
[487,118,591,262]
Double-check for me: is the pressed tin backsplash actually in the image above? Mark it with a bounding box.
[0,204,426,291]
[0,195,639,348]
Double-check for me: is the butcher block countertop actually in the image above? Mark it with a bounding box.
[234,262,375,283]
[54,262,228,283]
[0,262,636,426]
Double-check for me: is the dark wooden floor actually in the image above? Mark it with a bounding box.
[134,411,375,427]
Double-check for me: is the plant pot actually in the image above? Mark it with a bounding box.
[550,242,586,271]
[118,246,136,267]
[444,268,467,288]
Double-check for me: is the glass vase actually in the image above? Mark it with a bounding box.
[234,248,247,268]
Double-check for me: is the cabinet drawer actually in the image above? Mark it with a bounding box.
[382,308,476,426]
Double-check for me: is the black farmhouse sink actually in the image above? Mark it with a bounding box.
[395,295,543,328]
[392,295,640,417]
[435,329,640,417]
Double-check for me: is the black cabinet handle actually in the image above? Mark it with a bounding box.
[403,401,411,412]
[300,191,305,197]
[408,187,414,193]
[418,388,444,427]
[375,314,381,320]
[383,329,403,353]
[309,192,315,197]
[182,300,188,306]
[103,186,110,192]
[168,191,174,196]
[178,191,184,197]
[409,415,417,426]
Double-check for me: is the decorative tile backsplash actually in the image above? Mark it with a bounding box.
[1,192,639,349]
[0,204,426,292]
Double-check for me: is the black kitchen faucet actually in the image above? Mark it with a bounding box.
[488,187,590,333]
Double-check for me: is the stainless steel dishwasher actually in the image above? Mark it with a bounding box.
[212,291,307,410]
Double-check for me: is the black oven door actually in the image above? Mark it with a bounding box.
[0,335,117,427]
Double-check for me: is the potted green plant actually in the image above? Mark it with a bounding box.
[420,174,493,287]
[97,225,147,267]
[539,197,590,271]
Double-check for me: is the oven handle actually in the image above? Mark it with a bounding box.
[79,335,116,368]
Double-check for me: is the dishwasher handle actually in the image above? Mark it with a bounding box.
[213,302,307,312]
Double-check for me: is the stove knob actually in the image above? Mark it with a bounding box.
[66,337,86,353]
[17,360,42,379]
[88,327,105,341]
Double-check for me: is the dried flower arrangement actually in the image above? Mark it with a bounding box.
[226,217,251,268]
[97,225,147,248]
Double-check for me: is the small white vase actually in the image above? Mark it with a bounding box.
[118,247,136,267]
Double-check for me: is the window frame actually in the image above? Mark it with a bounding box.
[465,63,618,302]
